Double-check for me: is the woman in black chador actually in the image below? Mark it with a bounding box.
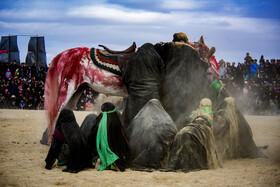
[45,103,129,173]
[45,109,92,173]
[88,102,129,171]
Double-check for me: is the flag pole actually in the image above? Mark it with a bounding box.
[8,35,10,63]
[36,35,38,67]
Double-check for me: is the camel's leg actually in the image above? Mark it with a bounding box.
[65,83,89,110]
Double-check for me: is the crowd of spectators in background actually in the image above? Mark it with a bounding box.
[76,89,99,111]
[0,61,47,110]
[218,53,280,115]
[0,52,280,115]
[0,60,97,111]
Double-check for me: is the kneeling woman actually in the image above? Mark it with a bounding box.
[45,109,92,173]
[88,102,129,171]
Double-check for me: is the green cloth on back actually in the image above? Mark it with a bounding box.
[199,106,213,127]
[96,108,119,171]
[200,106,213,115]
[210,80,221,104]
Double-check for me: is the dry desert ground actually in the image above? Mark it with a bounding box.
[0,109,279,187]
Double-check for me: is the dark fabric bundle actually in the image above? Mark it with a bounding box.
[167,118,218,172]
[154,42,210,126]
[121,43,165,127]
[80,113,98,137]
[88,102,129,171]
[213,97,266,160]
[126,99,177,170]
[236,109,267,158]
[45,109,91,173]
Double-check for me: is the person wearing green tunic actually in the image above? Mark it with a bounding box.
[88,102,129,171]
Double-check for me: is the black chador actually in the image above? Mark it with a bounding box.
[45,109,92,173]
[88,102,129,171]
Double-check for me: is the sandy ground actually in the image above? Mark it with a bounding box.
[0,109,279,187]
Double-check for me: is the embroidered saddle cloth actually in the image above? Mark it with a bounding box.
[90,42,136,76]
[90,48,122,76]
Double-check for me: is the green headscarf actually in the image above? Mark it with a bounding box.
[96,108,119,171]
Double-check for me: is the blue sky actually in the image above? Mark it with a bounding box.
[0,0,279,64]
